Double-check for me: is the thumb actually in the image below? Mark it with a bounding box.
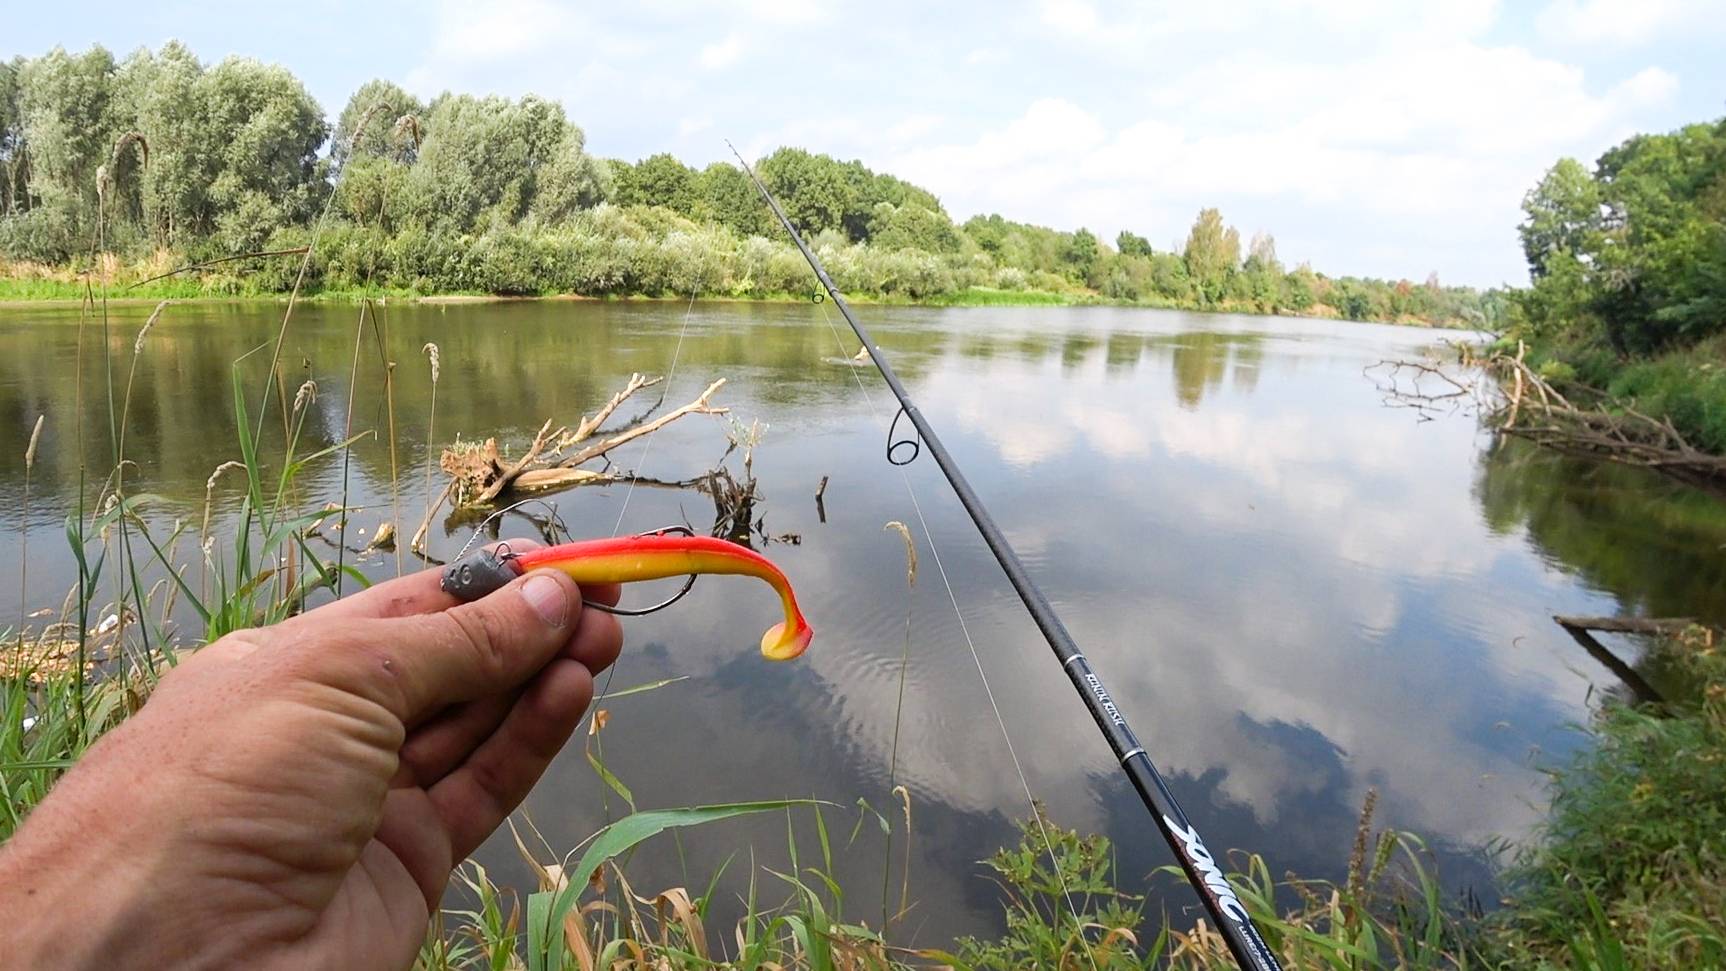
[334,569,581,724]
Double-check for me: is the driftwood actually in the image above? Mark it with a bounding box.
[1369,342,1726,490]
[1553,615,1695,636]
[439,374,729,511]
[1550,615,1691,706]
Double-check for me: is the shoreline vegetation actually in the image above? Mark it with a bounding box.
[0,260,1463,321]
[1,43,1498,328]
[1505,116,1726,457]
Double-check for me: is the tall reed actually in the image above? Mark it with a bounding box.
[18,415,42,651]
[881,520,917,932]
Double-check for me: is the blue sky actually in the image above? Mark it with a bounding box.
[7,0,1723,286]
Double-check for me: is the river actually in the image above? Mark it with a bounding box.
[3,299,1724,943]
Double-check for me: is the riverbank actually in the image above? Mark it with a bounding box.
[0,264,1471,328]
[1518,333,1726,456]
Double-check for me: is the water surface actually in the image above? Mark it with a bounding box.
[4,300,1723,942]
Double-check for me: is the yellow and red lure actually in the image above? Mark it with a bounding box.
[441,534,814,660]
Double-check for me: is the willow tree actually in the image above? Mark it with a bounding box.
[408,94,603,232]
[1183,207,1240,303]
[15,46,120,248]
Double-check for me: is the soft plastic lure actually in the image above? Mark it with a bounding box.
[440,533,813,660]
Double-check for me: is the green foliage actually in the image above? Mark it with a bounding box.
[408,94,590,233]
[1481,629,1726,968]
[0,42,1487,328]
[1183,207,1240,304]
[757,146,851,236]
[693,161,768,237]
[333,79,424,167]
[625,152,697,214]
[1115,230,1152,258]
[1517,117,1726,355]
[950,810,1166,970]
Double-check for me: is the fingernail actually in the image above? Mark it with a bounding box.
[520,573,570,627]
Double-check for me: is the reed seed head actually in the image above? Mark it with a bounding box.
[423,342,440,383]
[294,380,317,413]
[135,300,169,354]
[205,460,245,494]
[884,520,918,586]
[25,414,44,470]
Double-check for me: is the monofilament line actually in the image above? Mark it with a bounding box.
[609,290,701,537]
[593,289,701,707]
[811,298,1101,971]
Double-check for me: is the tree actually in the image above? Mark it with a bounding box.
[199,56,328,251]
[1115,230,1152,257]
[17,45,120,244]
[629,153,697,214]
[333,79,424,166]
[756,147,850,236]
[1238,231,1284,308]
[693,162,766,237]
[872,203,960,253]
[1518,158,1600,280]
[0,57,25,215]
[1062,227,1099,282]
[114,42,208,243]
[529,124,608,223]
[1183,207,1239,303]
[964,213,1009,255]
[1515,118,1726,353]
[408,94,584,232]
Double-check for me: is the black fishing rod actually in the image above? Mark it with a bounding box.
[732,145,1283,971]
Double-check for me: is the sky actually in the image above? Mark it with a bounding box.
[6,0,1724,287]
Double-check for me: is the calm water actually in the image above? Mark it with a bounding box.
[4,300,1725,942]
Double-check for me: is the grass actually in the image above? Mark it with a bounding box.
[1523,332,1726,455]
[1476,625,1726,969]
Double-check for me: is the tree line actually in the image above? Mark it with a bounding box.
[1511,114,1726,451]
[0,42,1490,325]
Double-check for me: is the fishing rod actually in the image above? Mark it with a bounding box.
[731,144,1283,971]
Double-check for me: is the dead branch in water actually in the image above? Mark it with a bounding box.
[1368,341,1726,489]
[439,376,729,510]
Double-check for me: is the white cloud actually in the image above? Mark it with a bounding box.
[1039,0,1100,35]
[423,0,585,64]
[678,115,714,137]
[698,32,745,69]
[886,113,945,143]
[1536,0,1704,45]
[881,40,1678,285]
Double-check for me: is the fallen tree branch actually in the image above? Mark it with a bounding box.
[553,372,662,453]
[1369,345,1726,489]
[557,378,729,469]
[1554,615,1695,635]
[438,376,730,511]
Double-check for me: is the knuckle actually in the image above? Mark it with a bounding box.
[445,605,510,681]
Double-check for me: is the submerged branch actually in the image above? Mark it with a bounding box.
[1369,342,1726,489]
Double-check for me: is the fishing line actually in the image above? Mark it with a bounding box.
[809,295,1101,971]
[593,289,701,706]
[610,290,701,536]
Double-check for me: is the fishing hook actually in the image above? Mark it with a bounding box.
[492,525,701,616]
[450,503,699,617]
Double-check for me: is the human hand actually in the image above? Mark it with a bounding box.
[0,541,622,970]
